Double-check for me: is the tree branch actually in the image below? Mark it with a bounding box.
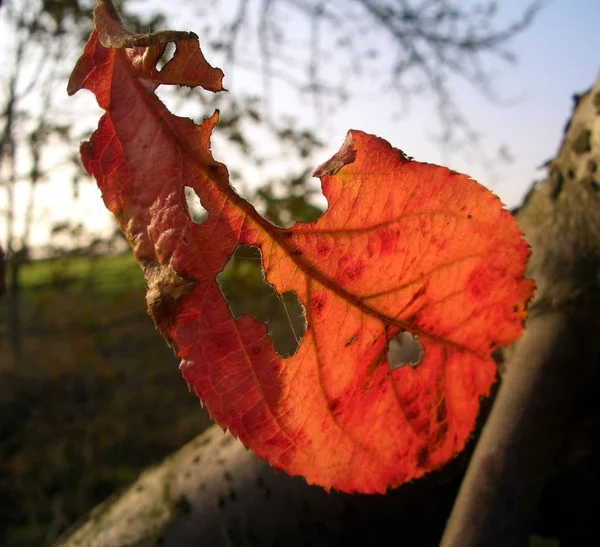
[441,72,600,546]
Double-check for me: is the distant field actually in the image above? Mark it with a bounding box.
[0,248,307,546]
[1,251,211,547]
[18,252,144,293]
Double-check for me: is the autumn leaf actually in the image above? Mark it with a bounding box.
[68,0,534,493]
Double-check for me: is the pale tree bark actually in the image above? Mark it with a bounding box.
[58,74,600,547]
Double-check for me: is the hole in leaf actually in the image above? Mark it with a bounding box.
[387,331,424,370]
[184,186,208,225]
[216,245,306,357]
[155,41,176,71]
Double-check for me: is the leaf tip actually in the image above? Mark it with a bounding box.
[313,131,357,178]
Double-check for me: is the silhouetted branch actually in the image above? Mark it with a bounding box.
[220,0,540,148]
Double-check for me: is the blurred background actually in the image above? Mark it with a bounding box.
[0,0,598,545]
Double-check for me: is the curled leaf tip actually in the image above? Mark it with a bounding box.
[313,131,357,177]
[95,0,199,49]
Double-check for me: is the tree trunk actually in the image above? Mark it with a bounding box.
[58,74,600,547]
[441,74,600,547]
[0,245,5,298]
[6,254,23,359]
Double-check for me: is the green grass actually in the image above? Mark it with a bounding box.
[18,253,143,294]
[0,252,212,546]
[0,248,306,546]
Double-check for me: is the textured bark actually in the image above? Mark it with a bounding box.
[58,423,473,546]
[58,75,600,547]
[442,73,600,546]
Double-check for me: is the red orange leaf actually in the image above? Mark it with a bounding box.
[68,1,534,493]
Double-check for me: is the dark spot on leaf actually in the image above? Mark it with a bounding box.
[405,407,420,421]
[568,169,575,180]
[251,346,261,355]
[317,243,331,256]
[228,487,237,501]
[218,496,227,509]
[345,333,358,347]
[416,446,429,467]
[290,249,303,256]
[329,398,342,414]
[588,159,597,173]
[387,331,424,370]
[402,388,419,407]
[378,228,397,255]
[436,401,447,422]
[512,305,519,312]
[311,295,326,316]
[415,420,430,436]
[193,455,201,464]
[405,312,418,325]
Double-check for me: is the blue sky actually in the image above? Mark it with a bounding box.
[317,0,600,207]
[3,0,600,249]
